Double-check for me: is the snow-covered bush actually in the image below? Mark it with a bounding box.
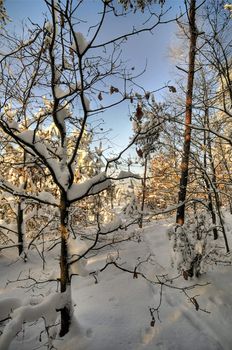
[169,211,231,278]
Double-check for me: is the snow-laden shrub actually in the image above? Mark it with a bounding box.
[168,212,231,279]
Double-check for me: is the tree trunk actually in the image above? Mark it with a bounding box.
[218,139,232,214]
[17,201,24,256]
[176,0,197,225]
[203,176,218,240]
[59,191,72,337]
[206,127,229,252]
[202,87,218,240]
[17,153,27,258]
[139,156,148,228]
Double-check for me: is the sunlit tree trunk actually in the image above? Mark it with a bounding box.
[139,156,148,228]
[218,140,232,214]
[176,0,197,225]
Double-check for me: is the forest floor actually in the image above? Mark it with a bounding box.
[1,216,232,350]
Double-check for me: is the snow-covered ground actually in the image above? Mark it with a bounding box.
[1,219,232,350]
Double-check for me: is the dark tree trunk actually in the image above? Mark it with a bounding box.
[206,126,229,252]
[17,201,24,256]
[202,86,218,240]
[176,0,197,225]
[204,176,218,240]
[59,191,71,337]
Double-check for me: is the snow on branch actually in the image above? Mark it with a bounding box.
[116,170,141,180]
[68,170,140,203]
[0,291,69,350]
[68,172,111,202]
[37,191,58,205]
[0,297,22,322]
[99,215,123,234]
[0,179,58,207]
[71,32,89,55]
[0,124,70,190]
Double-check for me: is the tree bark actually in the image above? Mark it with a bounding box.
[206,125,229,252]
[59,191,71,337]
[17,201,24,256]
[176,0,197,225]
[202,83,218,240]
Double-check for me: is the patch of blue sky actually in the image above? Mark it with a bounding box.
[5,0,184,157]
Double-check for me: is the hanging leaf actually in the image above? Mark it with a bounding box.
[168,85,177,93]
[182,270,189,280]
[150,319,155,327]
[60,13,65,27]
[135,104,144,120]
[69,47,74,56]
[145,91,150,100]
[136,148,143,158]
[191,297,199,311]
[98,92,103,101]
[110,86,119,94]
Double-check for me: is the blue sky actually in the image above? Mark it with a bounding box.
[5,0,183,155]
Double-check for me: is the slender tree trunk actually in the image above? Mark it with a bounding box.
[202,84,218,240]
[176,0,197,225]
[59,191,71,337]
[206,126,229,252]
[139,156,148,228]
[17,153,28,258]
[202,173,218,240]
[17,201,24,256]
[200,86,229,251]
[218,139,232,214]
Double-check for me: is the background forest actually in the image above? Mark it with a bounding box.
[1,0,232,349]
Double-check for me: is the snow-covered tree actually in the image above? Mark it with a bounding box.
[0,0,172,341]
[131,95,168,226]
[118,0,165,11]
[0,0,9,27]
